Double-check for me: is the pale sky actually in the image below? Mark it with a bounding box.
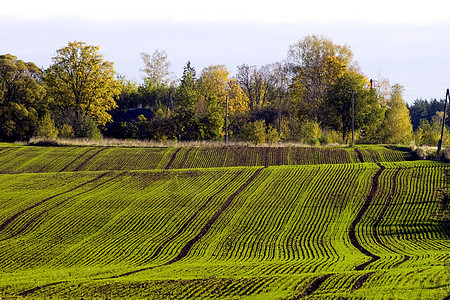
[2,0,450,102]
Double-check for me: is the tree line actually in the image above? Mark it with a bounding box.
[1,35,448,146]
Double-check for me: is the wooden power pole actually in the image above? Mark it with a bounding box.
[278,95,282,133]
[224,96,229,143]
[350,89,355,147]
[437,89,449,152]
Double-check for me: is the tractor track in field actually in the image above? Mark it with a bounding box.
[73,148,106,171]
[165,148,181,169]
[392,255,411,268]
[290,274,333,299]
[355,148,364,163]
[0,172,111,236]
[104,167,265,279]
[18,281,68,297]
[163,167,264,265]
[179,147,194,169]
[351,271,376,291]
[60,148,95,172]
[144,173,242,263]
[346,167,402,292]
[2,173,122,241]
[372,168,408,258]
[350,162,384,271]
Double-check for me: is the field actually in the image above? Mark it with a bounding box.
[0,144,448,299]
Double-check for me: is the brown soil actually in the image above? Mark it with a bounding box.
[165,148,181,169]
[349,163,384,271]
[73,148,106,171]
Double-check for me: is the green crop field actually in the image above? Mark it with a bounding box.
[0,144,448,299]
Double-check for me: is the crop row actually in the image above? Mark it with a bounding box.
[192,164,374,271]
[355,146,415,163]
[0,161,448,299]
[352,162,448,271]
[0,145,417,174]
[9,267,448,299]
[0,168,264,272]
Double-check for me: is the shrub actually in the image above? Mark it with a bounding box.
[299,120,322,146]
[240,120,267,145]
[36,113,58,138]
[73,114,102,139]
[266,125,281,144]
[320,130,341,145]
[58,124,74,139]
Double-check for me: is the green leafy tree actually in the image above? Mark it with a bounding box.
[324,71,384,142]
[44,41,120,129]
[381,84,413,144]
[287,35,353,121]
[115,75,140,111]
[0,54,47,141]
[199,94,224,140]
[298,120,322,145]
[415,112,450,146]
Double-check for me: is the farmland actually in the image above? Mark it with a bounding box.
[0,144,448,299]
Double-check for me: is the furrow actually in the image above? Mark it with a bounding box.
[0,172,110,235]
[290,273,333,299]
[95,167,264,279]
[1,173,120,241]
[73,148,106,171]
[349,163,384,270]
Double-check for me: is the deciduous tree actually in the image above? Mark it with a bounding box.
[381,84,413,144]
[287,35,353,121]
[198,64,249,114]
[44,41,120,128]
[236,63,286,111]
[140,49,174,86]
[324,71,384,142]
[0,54,47,141]
[139,49,174,110]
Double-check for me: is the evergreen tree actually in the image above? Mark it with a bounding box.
[175,62,198,109]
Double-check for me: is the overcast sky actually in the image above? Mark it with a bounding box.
[2,0,450,103]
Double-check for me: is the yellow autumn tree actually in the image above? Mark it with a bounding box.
[198,65,249,115]
[45,41,120,127]
[287,35,353,121]
[227,78,249,114]
[381,84,413,144]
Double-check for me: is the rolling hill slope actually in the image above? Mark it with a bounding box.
[0,144,448,299]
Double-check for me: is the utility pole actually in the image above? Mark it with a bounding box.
[350,89,355,147]
[278,95,282,133]
[224,95,229,143]
[437,89,449,152]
